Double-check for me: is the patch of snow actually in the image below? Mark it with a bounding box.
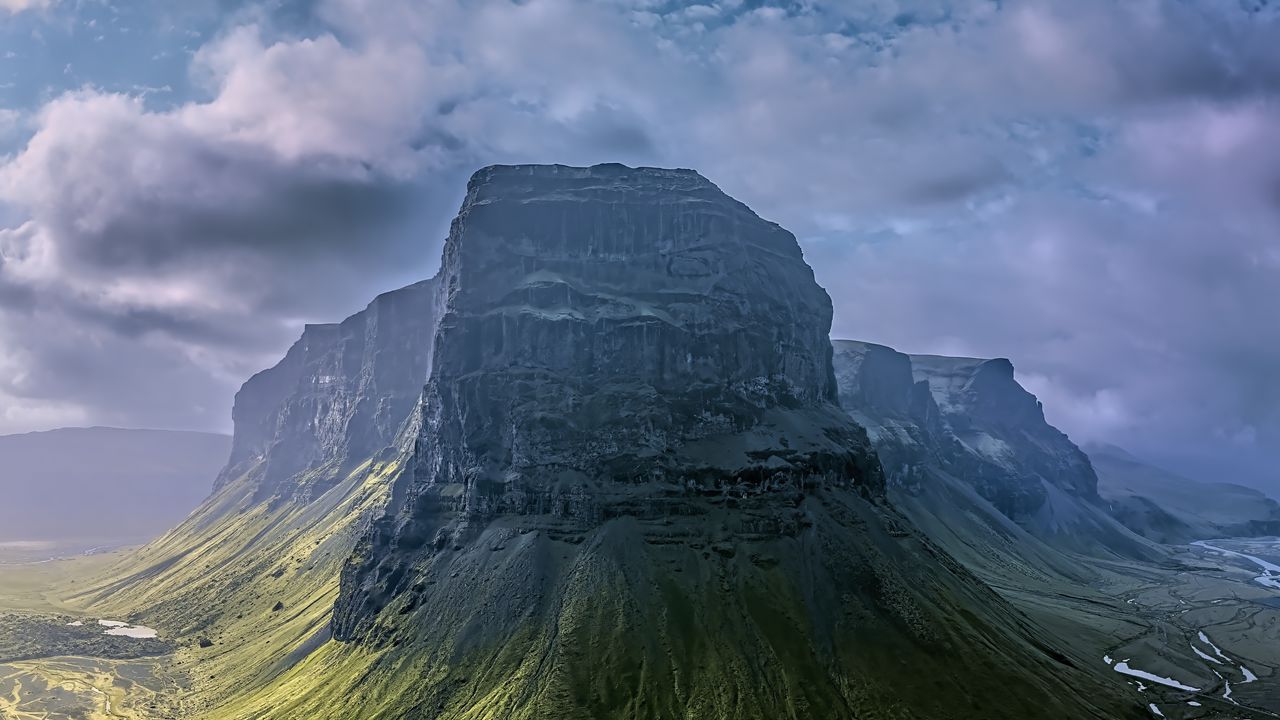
[1256,574,1280,589]
[1191,643,1223,665]
[96,618,158,638]
[1104,655,1114,665]
[1240,665,1257,683]
[66,620,84,627]
[1197,631,1231,663]
[104,625,158,639]
[1223,679,1237,704]
[1187,701,1201,707]
[1147,703,1164,717]
[1113,661,1199,692]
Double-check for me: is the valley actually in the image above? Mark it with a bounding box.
[3,538,1279,719]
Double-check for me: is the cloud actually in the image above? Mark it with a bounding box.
[0,0,1278,491]
[0,0,52,14]
[0,20,446,432]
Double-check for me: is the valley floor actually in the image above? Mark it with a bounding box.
[2,541,1279,720]
[998,538,1280,719]
[0,552,185,720]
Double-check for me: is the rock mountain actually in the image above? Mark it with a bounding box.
[80,164,1142,720]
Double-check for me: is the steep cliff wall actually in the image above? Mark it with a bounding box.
[218,278,442,500]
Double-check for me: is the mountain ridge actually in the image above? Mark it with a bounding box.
[1088,442,1280,543]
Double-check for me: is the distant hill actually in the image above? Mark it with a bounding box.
[1088,442,1280,544]
[0,427,230,559]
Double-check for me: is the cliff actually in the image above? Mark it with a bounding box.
[218,277,442,500]
[833,340,1154,558]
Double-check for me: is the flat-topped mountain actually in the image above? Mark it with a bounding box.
[0,427,229,559]
[338,164,881,596]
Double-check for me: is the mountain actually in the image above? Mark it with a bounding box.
[831,340,1157,561]
[218,277,441,502]
[0,427,229,559]
[1089,443,1280,544]
[77,164,1142,720]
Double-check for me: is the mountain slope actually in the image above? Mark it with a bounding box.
[71,276,446,715]
[832,340,1158,561]
[1089,443,1280,544]
[77,164,1143,720]
[0,427,229,558]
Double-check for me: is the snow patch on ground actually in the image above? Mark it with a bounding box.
[1113,661,1199,692]
[1147,703,1164,717]
[95,619,159,639]
[1197,631,1231,663]
[1190,643,1223,665]
[104,625,158,639]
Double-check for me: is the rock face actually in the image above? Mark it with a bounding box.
[311,165,1140,720]
[833,340,1151,556]
[835,341,1096,515]
[336,163,883,632]
[1089,443,1280,544]
[218,278,442,500]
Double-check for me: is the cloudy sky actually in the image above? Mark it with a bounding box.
[0,0,1276,490]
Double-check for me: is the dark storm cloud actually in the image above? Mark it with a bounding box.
[0,0,1277,492]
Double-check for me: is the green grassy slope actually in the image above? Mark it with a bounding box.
[216,490,1144,720]
[64,458,401,718]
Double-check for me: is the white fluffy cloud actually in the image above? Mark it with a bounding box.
[0,0,52,14]
[0,0,1277,488]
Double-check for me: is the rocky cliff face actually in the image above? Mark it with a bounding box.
[335,164,883,633]
[217,277,442,500]
[833,340,1152,557]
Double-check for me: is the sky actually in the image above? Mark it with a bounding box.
[0,0,1276,492]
